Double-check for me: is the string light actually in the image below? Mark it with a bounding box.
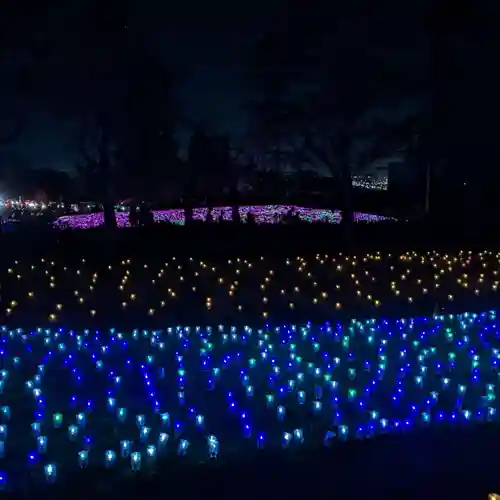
[2,249,500,489]
[54,205,390,229]
[0,310,496,486]
[4,251,500,322]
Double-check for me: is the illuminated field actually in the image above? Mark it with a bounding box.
[54,205,390,229]
[0,312,498,487]
[1,251,499,488]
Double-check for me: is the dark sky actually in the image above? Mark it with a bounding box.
[0,1,287,174]
[157,13,269,137]
[4,0,492,178]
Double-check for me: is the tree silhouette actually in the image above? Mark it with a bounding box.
[14,1,179,226]
[246,9,430,224]
[425,0,500,216]
[28,168,74,202]
[186,127,240,221]
[77,127,118,228]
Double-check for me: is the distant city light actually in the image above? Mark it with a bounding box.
[351,176,388,191]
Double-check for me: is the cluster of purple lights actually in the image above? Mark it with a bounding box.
[54,205,391,230]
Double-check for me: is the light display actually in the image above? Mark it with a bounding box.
[53,205,390,229]
[1,251,500,489]
[352,175,388,191]
[0,311,497,487]
[4,251,500,324]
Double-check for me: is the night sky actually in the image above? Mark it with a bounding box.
[0,2,289,174]
[2,0,492,180]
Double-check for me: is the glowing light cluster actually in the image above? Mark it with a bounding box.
[352,175,388,191]
[53,205,390,229]
[0,311,499,488]
[4,251,500,324]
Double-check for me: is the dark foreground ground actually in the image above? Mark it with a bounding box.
[3,424,500,499]
[3,217,500,261]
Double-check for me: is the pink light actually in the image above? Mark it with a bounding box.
[54,205,392,229]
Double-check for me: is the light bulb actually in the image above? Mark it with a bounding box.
[146,445,156,461]
[158,432,169,449]
[117,408,127,423]
[140,426,151,442]
[207,435,219,458]
[78,450,88,468]
[177,439,189,456]
[293,429,304,444]
[31,422,41,437]
[68,425,79,441]
[1,407,10,421]
[195,415,205,428]
[131,452,141,472]
[120,440,131,458]
[105,450,116,468]
[323,431,336,446]
[277,405,285,421]
[44,464,56,483]
[53,413,63,428]
[37,436,47,454]
[282,432,292,448]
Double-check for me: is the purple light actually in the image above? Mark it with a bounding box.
[54,205,392,230]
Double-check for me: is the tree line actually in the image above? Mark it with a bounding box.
[0,0,498,224]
